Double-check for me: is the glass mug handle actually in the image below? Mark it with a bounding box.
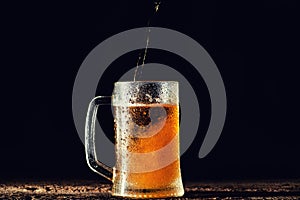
[85,96,113,181]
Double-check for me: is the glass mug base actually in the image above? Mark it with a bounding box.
[112,159,184,198]
[112,177,184,198]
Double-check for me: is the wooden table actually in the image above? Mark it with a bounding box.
[1,180,299,199]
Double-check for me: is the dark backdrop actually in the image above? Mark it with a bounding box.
[1,1,299,182]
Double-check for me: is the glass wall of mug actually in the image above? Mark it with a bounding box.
[85,81,184,198]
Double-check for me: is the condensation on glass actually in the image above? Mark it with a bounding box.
[85,81,184,198]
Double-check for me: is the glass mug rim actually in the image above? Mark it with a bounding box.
[114,80,178,84]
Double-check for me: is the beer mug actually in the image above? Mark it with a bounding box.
[85,81,184,198]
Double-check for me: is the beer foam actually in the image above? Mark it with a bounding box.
[112,81,178,106]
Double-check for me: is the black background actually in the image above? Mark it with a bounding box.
[1,1,299,182]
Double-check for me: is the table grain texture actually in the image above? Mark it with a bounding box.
[0,180,299,199]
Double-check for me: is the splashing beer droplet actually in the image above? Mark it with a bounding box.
[155,1,161,12]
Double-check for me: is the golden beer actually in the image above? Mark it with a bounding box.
[112,104,184,198]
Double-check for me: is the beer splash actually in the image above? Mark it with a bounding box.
[154,1,161,12]
[133,1,161,81]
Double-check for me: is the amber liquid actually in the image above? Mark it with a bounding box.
[112,104,184,198]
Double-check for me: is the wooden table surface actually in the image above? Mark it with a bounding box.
[1,180,299,199]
